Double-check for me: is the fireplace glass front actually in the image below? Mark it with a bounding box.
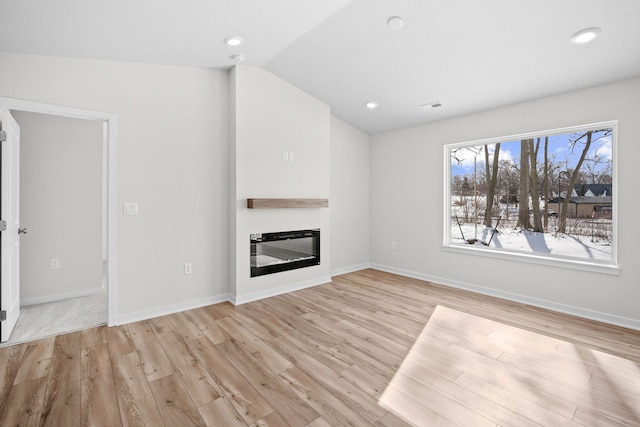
[250,229,320,277]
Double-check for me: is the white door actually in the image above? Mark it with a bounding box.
[1,109,21,342]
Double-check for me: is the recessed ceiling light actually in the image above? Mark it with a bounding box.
[365,101,378,109]
[387,16,404,30]
[570,27,601,44]
[224,36,244,46]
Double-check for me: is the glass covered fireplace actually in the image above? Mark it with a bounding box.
[250,229,320,277]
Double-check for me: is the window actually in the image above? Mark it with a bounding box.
[443,121,619,274]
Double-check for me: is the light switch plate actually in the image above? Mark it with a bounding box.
[123,203,139,215]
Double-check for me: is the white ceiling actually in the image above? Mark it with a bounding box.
[1,0,639,134]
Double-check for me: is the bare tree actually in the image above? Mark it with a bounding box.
[543,136,550,230]
[483,143,500,227]
[558,130,603,233]
[528,139,543,232]
[518,140,532,229]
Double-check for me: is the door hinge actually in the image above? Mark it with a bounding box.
[0,311,6,322]
[0,220,6,231]
[0,130,6,142]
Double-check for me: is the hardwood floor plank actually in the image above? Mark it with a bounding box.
[203,301,240,320]
[333,317,410,358]
[112,351,164,426]
[81,325,107,349]
[497,348,595,386]
[454,373,583,427]
[378,383,460,427]
[278,366,371,427]
[555,339,640,376]
[0,342,27,416]
[258,312,344,356]
[305,417,333,427]
[415,323,504,359]
[258,315,351,375]
[0,377,48,425]
[128,320,174,382]
[329,342,397,384]
[269,335,388,423]
[40,332,83,426]
[40,374,81,427]
[300,312,403,367]
[447,343,579,419]
[573,404,640,427]
[382,372,500,427]
[198,396,248,427]
[589,371,640,404]
[188,307,230,344]
[13,336,55,384]
[449,334,639,422]
[374,412,414,427]
[81,343,123,427]
[149,373,206,426]
[341,305,423,345]
[249,410,291,427]
[190,336,275,424]
[340,364,388,399]
[105,325,136,360]
[217,316,294,374]
[167,311,206,341]
[151,316,223,407]
[216,338,320,426]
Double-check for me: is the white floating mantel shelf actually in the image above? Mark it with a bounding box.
[247,198,329,209]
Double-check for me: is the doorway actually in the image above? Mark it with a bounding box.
[0,97,117,344]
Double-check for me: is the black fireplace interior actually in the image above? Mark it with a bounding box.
[251,229,320,277]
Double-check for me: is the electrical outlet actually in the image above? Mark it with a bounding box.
[289,152,295,161]
[184,263,193,275]
[391,241,397,250]
[50,258,60,269]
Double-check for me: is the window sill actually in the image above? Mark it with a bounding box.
[442,244,621,276]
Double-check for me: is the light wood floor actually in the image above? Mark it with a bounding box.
[1,269,639,426]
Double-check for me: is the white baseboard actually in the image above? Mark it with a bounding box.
[115,294,233,326]
[330,263,371,277]
[21,288,105,306]
[370,263,640,331]
[114,275,333,325]
[233,275,332,306]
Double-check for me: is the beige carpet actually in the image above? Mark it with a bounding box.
[0,292,106,348]
[380,305,640,426]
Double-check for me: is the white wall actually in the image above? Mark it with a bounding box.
[15,111,103,304]
[370,77,640,328]
[231,66,331,302]
[330,116,370,274]
[0,53,230,323]
[7,52,633,329]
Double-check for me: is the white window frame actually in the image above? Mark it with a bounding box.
[442,121,620,275]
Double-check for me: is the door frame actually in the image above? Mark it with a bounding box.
[0,96,117,327]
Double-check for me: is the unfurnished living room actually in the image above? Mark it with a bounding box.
[0,1,639,426]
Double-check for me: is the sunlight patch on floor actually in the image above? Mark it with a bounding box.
[379,305,640,426]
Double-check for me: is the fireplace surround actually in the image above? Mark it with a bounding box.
[250,229,320,277]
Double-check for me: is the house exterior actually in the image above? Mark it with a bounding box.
[573,183,612,197]
[548,184,613,219]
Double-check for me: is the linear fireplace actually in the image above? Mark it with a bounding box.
[250,229,320,277]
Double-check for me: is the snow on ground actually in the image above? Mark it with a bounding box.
[450,199,613,261]
[451,222,612,260]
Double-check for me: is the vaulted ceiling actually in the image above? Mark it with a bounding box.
[1,0,639,134]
